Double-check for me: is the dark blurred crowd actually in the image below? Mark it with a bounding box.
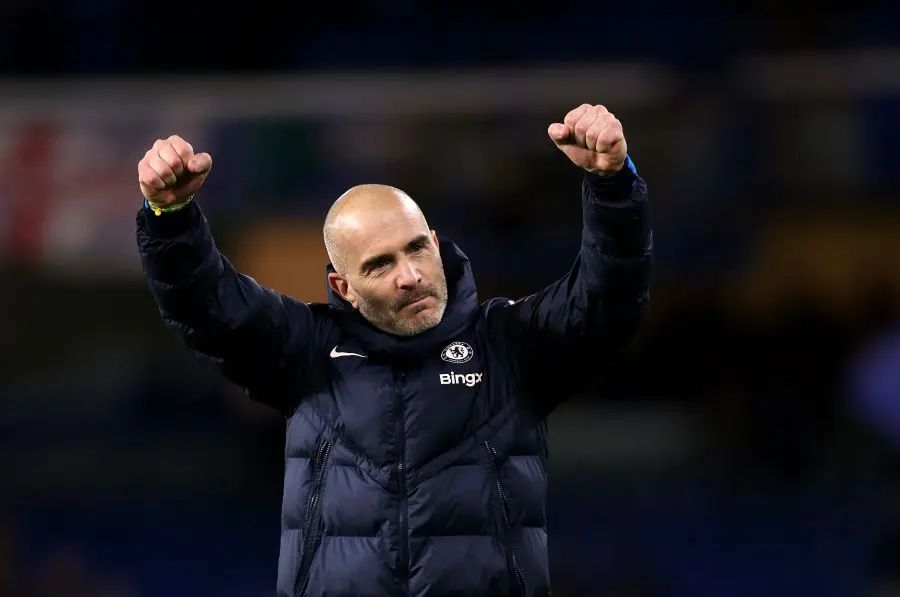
[0,522,136,597]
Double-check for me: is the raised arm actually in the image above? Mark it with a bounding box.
[136,135,316,412]
[497,105,652,417]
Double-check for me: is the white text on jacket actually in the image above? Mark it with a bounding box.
[439,372,484,387]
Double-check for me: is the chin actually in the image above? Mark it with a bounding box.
[395,305,445,336]
[362,296,447,337]
[394,316,438,336]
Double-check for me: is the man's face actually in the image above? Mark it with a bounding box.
[330,200,448,336]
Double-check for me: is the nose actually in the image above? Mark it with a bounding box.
[395,257,421,290]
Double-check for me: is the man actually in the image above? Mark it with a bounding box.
[136,103,652,596]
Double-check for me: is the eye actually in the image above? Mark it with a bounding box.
[410,240,427,252]
[371,258,390,270]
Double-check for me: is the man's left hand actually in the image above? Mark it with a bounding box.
[548,104,627,175]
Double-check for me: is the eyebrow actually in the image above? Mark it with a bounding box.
[359,234,431,273]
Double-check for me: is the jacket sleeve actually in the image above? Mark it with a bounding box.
[499,157,652,417]
[136,199,316,413]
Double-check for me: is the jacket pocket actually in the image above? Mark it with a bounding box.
[484,440,528,596]
[295,438,333,596]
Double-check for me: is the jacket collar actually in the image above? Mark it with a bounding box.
[326,238,479,359]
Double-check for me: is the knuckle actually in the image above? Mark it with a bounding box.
[160,148,181,168]
[566,103,590,120]
[154,162,173,178]
[171,137,192,152]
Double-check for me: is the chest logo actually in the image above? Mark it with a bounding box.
[441,341,473,363]
[330,346,367,359]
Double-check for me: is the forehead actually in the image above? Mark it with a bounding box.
[339,202,430,262]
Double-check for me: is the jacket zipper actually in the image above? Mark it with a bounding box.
[295,439,332,596]
[396,371,409,593]
[484,440,527,596]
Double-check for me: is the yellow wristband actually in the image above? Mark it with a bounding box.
[146,194,194,216]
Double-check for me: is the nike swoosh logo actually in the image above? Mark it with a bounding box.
[330,346,367,359]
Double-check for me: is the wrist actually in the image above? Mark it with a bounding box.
[590,163,624,178]
[588,154,636,177]
[584,155,638,200]
[589,154,635,177]
[144,194,194,216]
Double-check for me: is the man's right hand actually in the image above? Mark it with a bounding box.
[138,135,212,206]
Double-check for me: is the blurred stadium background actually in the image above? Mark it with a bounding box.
[2,3,900,596]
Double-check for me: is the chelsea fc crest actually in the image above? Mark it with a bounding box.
[441,341,473,364]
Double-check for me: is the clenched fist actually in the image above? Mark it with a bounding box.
[548,104,627,175]
[138,135,212,206]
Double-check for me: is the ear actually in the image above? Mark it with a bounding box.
[327,272,359,309]
[431,229,439,249]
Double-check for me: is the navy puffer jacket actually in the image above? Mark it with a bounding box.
[136,162,651,596]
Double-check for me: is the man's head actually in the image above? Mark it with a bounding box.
[324,184,448,336]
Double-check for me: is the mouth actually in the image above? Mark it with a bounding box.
[402,295,432,310]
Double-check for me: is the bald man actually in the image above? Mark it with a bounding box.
[136,104,652,597]
[322,184,449,337]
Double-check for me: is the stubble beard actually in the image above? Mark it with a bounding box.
[357,268,448,336]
